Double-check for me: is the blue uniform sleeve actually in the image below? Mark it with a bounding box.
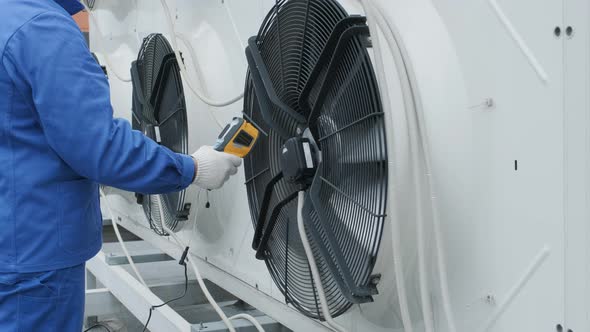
[3,11,195,194]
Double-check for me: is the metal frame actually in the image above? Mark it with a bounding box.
[87,251,193,332]
[87,216,330,332]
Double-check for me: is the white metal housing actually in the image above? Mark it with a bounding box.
[90,0,590,331]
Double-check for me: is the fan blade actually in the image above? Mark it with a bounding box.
[158,114,186,152]
[150,53,184,121]
[317,168,387,222]
[131,61,146,107]
[298,16,369,124]
[304,164,382,303]
[307,198,366,284]
[264,191,352,319]
[246,37,306,139]
[318,116,387,164]
[131,60,153,126]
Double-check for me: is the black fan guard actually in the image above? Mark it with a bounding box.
[243,0,388,319]
[131,33,191,235]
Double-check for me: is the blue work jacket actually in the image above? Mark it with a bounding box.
[0,0,195,272]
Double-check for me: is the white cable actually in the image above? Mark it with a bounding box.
[159,0,244,108]
[222,0,245,50]
[82,2,133,83]
[229,314,265,331]
[84,0,242,110]
[99,188,148,287]
[358,2,414,331]
[101,188,261,331]
[361,1,458,331]
[367,5,433,332]
[174,33,226,129]
[371,7,458,332]
[296,191,347,332]
[155,194,264,332]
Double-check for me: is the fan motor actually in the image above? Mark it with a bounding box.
[280,131,320,185]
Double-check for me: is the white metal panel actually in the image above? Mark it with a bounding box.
[89,0,590,331]
[434,0,565,330]
[563,0,590,331]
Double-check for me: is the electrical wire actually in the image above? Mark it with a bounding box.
[142,257,189,332]
[296,191,347,332]
[100,190,263,331]
[99,188,148,287]
[361,3,434,331]
[359,1,458,331]
[159,0,244,108]
[83,323,112,332]
[82,1,133,82]
[372,6,458,332]
[155,194,265,332]
[83,0,243,133]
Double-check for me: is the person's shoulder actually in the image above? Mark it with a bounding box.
[0,0,70,46]
[1,0,79,55]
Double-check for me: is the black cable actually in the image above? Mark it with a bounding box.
[83,323,112,332]
[142,247,190,332]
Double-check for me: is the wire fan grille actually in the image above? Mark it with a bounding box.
[131,33,190,235]
[244,0,388,319]
[83,0,96,10]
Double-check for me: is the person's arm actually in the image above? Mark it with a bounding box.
[3,11,196,194]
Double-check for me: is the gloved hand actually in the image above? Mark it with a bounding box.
[191,146,242,190]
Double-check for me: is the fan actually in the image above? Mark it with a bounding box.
[243,0,388,319]
[83,0,96,10]
[131,33,191,235]
[91,53,107,76]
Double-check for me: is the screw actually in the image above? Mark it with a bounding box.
[469,98,495,110]
[566,26,574,38]
[554,26,562,37]
[370,275,381,285]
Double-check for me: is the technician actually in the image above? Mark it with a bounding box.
[0,0,241,330]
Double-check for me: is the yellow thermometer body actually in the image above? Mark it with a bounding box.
[214,117,259,158]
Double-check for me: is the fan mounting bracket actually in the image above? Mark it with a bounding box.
[298,16,370,127]
[176,203,191,221]
[245,37,307,139]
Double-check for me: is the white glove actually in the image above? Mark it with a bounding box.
[191,146,242,190]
